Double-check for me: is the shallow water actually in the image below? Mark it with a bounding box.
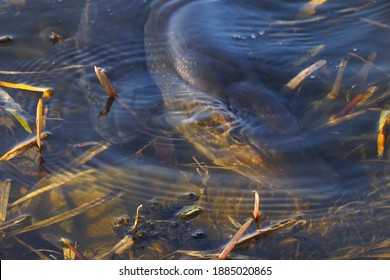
[0,0,389,259]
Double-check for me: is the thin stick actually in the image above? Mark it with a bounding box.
[218,218,253,260]
[61,237,87,260]
[236,216,302,246]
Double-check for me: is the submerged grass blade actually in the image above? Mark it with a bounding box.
[360,17,390,29]
[12,190,125,236]
[270,16,326,26]
[325,59,347,101]
[349,52,390,78]
[71,141,112,167]
[8,169,95,208]
[357,51,377,84]
[294,44,325,67]
[0,180,11,222]
[0,87,32,133]
[0,65,85,75]
[7,109,32,134]
[0,132,50,161]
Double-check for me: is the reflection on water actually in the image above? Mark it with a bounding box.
[0,0,390,259]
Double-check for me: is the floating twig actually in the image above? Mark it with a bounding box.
[282,60,326,93]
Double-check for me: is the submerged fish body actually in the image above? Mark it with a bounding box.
[145,0,339,200]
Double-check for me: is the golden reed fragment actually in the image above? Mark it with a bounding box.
[299,0,328,17]
[94,66,118,97]
[325,59,347,101]
[253,191,260,220]
[36,98,43,148]
[0,81,52,99]
[377,109,390,158]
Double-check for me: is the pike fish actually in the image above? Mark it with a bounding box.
[145,0,339,201]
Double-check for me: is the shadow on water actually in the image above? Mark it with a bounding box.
[0,0,390,259]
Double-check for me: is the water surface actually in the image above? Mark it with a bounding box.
[0,0,389,259]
